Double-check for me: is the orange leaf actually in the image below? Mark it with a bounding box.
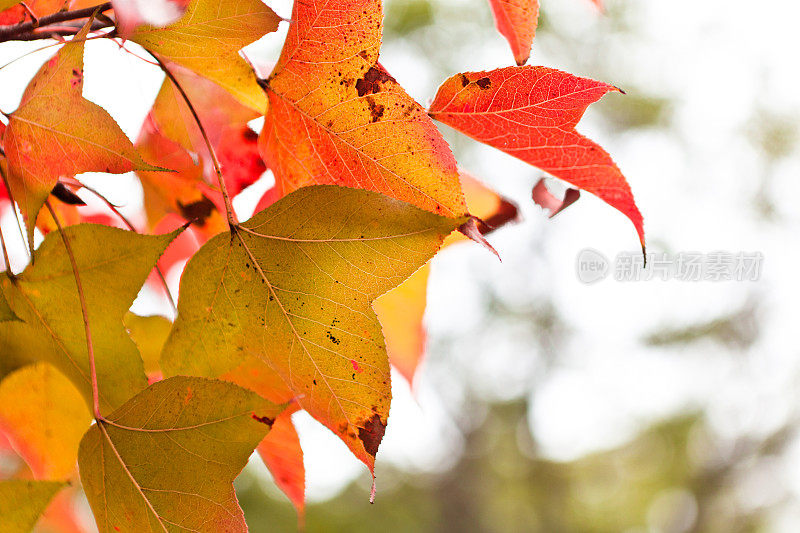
[0,363,91,480]
[259,0,466,218]
[257,405,305,519]
[4,23,159,247]
[488,0,539,66]
[376,173,518,385]
[374,263,430,385]
[135,116,225,235]
[0,0,69,24]
[429,66,645,249]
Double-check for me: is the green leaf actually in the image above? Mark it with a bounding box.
[3,22,161,248]
[78,376,284,533]
[130,0,281,113]
[161,185,464,469]
[0,480,65,533]
[0,224,180,414]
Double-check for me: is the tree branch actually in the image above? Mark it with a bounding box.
[0,2,112,42]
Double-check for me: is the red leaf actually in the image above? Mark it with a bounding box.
[488,0,539,66]
[531,178,580,217]
[429,66,645,250]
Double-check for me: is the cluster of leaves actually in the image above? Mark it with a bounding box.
[0,0,643,530]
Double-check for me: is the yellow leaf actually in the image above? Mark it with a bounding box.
[161,185,465,469]
[78,376,283,533]
[0,480,64,533]
[124,313,173,376]
[0,224,180,414]
[131,0,281,113]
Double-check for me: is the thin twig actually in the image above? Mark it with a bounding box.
[72,181,178,314]
[45,199,101,419]
[0,2,112,42]
[150,55,239,227]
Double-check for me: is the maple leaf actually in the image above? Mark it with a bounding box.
[0,362,90,479]
[3,22,160,248]
[130,0,281,113]
[78,376,284,533]
[161,185,465,469]
[0,224,180,414]
[489,0,539,66]
[257,404,305,519]
[259,0,466,218]
[0,480,65,533]
[429,66,645,249]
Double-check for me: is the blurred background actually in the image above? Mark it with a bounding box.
[2,0,799,531]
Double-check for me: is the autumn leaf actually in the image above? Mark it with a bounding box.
[124,312,172,377]
[3,22,160,247]
[151,63,258,157]
[139,63,265,228]
[0,0,69,25]
[259,0,466,218]
[374,263,431,385]
[135,116,225,234]
[161,185,465,469]
[130,0,281,113]
[532,177,581,217]
[375,173,518,384]
[0,480,65,533]
[429,66,645,249]
[257,404,305,518]
[78,376,284,533]
[0,224,180,414]
[0,362,90,479]
[489,0,539,66]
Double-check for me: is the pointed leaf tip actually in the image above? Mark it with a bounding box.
[459,216,501,261]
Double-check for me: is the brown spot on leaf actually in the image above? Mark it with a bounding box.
[71,68,83,88]
[476,77,492,90]
[459,74,470,87]
[355,64,395,97]
[358,412,386,457]
[251,413,275,427]
[366,96,385,123]
[178,197,215,226]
